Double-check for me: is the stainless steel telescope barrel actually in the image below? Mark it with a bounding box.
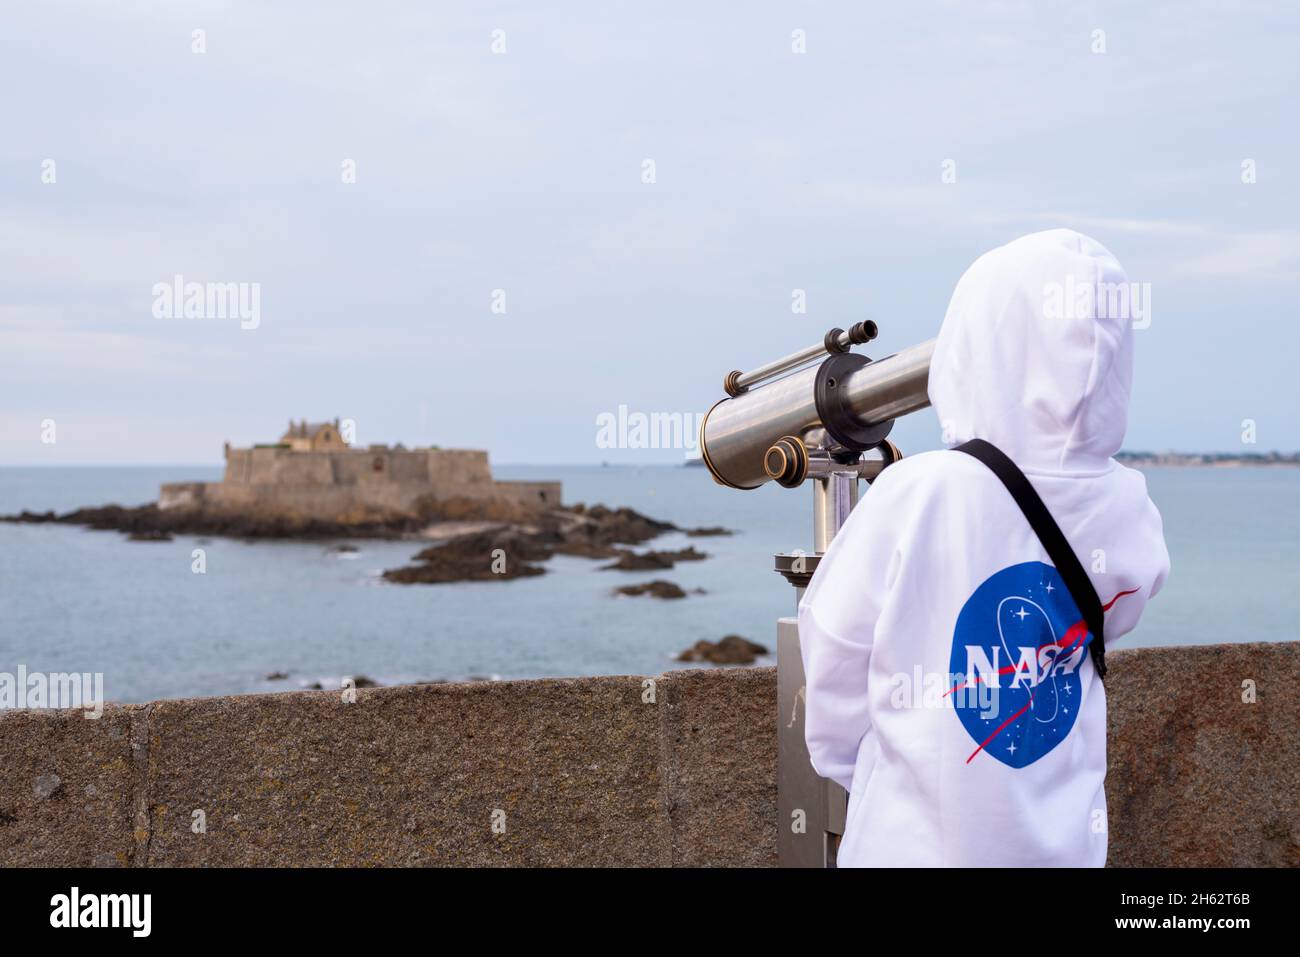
[700,338,935,490]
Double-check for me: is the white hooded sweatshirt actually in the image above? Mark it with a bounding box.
[798,229,1170,867]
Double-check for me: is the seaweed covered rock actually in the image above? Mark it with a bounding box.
[383,527,550,584]
[677,635,769,665]
[615,580,687,600]
[600,546,709,571]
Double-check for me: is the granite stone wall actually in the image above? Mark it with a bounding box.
[0,642,1293,867]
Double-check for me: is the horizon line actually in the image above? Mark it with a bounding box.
[0,449,1296,469]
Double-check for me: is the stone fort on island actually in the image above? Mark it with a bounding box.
[159,419,560,520]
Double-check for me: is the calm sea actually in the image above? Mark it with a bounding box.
[0,464,1295,703]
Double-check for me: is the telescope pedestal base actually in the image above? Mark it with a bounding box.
[777,615,848,868]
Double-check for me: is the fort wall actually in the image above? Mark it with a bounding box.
[160,447,560,519]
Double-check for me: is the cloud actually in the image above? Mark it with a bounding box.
[985,214,1300,281]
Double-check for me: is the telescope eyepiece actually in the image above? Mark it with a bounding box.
[764,435,809,488]
[823,321,878,355]
[851,320,878,344]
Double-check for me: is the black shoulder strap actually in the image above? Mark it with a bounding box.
[954,439,1108,680]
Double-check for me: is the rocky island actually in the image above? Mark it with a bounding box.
[2,420,731,586]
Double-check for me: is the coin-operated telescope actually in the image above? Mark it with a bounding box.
[699,323,935,867]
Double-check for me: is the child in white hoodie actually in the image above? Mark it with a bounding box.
[798,229,1170,867]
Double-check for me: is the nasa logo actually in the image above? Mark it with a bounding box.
[947,561,1091,769]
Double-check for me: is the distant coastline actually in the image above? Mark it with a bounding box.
[1116,451,1300,468]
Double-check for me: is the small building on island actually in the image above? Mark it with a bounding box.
[160,419,560,520]
[280,419,348,452]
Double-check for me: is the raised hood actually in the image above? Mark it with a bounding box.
[928,229,1135,474]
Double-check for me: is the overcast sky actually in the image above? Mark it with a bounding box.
[2,1,1296,465]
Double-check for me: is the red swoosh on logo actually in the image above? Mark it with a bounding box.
[959,588,1140,764]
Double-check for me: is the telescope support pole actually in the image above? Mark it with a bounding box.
[777,470,858,868]
[813,470,859,552]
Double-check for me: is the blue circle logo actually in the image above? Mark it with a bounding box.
[948,561,1091,768]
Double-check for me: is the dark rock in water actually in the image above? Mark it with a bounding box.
[601,550,672,571]
[382,503,687,584]
[412,528,553,565]
[304,682,323,690]
[686,526,733,537]
[0,503,425,540]
[677,635,769,665]
[546,505,678,556]
[351,675,380,688]
[414,500,677,552]
[578,504,676,542]
[5,496,697,586]
[383,527,550,584]
[5,510,56,523]
[553,540,623,559]
[329,543,359,553]
[265,671,289,681]
[600,546,709,571]
[615,580,687,600]
[384,560,546,584]
[668,546,709,562]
